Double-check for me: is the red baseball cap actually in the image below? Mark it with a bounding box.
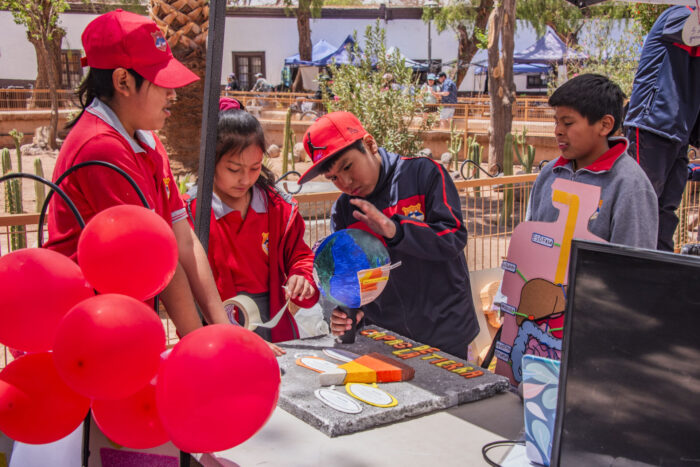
[81,9,199,89]
[299,111,368,184]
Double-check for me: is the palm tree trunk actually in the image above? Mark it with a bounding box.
[151,0,209,174]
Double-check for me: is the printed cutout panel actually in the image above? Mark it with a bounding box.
[495,179,606,385]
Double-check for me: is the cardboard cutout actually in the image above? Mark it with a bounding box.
[495,179,607,385]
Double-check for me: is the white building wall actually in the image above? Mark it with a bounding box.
[0,11,94,83]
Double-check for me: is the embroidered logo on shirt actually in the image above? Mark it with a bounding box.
[262,232,269,255]
[401,203,424,221]
[151,31,168,52]
[163,177,171,198]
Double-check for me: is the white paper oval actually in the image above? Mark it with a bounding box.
[314,388,363,414]
[296,356,338,373]
[346,383,397,407]
[682,9,700,47]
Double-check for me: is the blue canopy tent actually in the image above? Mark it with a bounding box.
[386,46,429,71]
[316,36,362,66]
[284,40,339,66]
[512,26,588,64]
[474,62,551,75]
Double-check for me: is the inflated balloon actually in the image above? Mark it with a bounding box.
[77,204,178,301]
[0,248,94,352]
[0,352,90,444]
[53,294,166,400]
[156,324,280,453]
[92,382,169,449]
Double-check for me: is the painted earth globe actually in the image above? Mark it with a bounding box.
[313,229,391,308]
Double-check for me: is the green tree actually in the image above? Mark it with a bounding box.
[324,21,437,157]
[426,0,494,88]
[516,0,631,46]
[0,0,69,149]
[567,20,644,97]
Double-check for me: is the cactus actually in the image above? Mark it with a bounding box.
[448,120,463,172]
[500,133,514,224]
[469,137,483,197]
[513,128,535,173]
[281,107,293,175]
[2,147,26,250]
[34,158,46,213]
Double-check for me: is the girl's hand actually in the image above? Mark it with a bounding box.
[268,342,286,356]
[285,275,315,301]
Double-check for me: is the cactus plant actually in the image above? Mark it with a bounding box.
[513,128,535,173]
[500,133,514,224]
[2,147,26,250]
[34,158,46,213]
[448,120,463,172]
[281,107,293,175]
[468,136,483,197]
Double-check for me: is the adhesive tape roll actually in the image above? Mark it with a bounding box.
[222,295,261,331]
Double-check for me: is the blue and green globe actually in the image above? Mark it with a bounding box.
[313,229,391,308]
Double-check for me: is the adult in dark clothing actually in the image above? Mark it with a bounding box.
[298,111,479,360]
[225,73,240,91]
[432,71,458,128]
[624,5,700,251]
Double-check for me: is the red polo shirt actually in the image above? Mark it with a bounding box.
[45,99,186,261]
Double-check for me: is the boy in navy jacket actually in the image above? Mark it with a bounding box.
[299,111,479,360]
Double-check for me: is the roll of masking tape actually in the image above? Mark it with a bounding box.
[222,295,289,331]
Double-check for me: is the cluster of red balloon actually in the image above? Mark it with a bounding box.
[0,205,280,453]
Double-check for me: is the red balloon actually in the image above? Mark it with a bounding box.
[156,324,280,453]
[0,353,90,444]
[92,382,169,449]
[77,204,178,301]
[53,294,166,400]
[0,248,94,352]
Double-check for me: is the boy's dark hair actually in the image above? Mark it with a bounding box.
[318,139,367,175]
[438,71,447,78]
[66,68,145,129]
[548,73,625,137]
[216,109,276,191]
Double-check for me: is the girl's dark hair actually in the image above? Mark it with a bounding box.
[216,109,276,191]
[66,68,145,129]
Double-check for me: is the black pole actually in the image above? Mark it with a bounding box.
[180,0,226,465]
[193,0,227,252]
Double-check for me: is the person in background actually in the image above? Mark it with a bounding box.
[432,71,458,128]
[420,73,439,105]
[251,73,273,92]
[185,99,319,353]
[225,72,240,91]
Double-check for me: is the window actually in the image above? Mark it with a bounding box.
[61,50,83,90]
[526,74,547,89]
[231,52,266,91]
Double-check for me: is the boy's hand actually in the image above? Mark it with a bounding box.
[285,275,315,301]
[330,308,364,336]
[267,342,286,356]
[350,199,397,239]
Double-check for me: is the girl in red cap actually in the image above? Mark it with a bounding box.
[185,103,318,350]
[45,10,229,336]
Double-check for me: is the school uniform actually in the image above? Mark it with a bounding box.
[186,185,318,343]
[46,98,186,261]
[331,149,480,359]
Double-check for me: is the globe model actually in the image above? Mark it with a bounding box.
[313,229,391,308]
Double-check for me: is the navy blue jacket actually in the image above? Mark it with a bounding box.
[330,149,479,357]
[624,6,700,146]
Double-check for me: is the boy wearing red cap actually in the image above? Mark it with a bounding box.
[300,111,479,360]
[45,10,229,335]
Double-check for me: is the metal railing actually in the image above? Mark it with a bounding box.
[0,89,77,110]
